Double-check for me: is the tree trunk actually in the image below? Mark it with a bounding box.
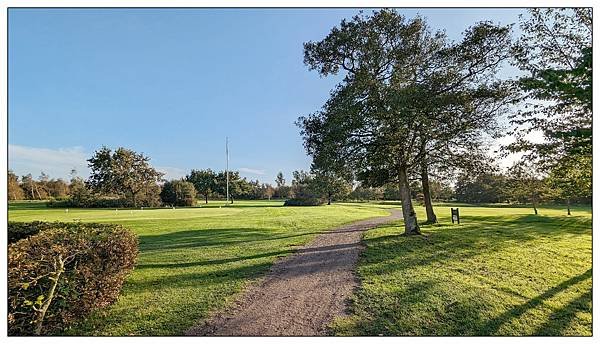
[421,161,437,224]
[399,166,420,235]
[327,192,332,205]
[532,192,538,215]
[205,194,208,204]
[35,256,65,335]
[567,197,571,215]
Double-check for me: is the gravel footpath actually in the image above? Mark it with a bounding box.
[186,208,403,336]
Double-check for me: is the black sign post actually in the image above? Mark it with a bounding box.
[451,208,460,224]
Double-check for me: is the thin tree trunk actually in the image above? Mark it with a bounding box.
[421,161,437,224]
[205,194,208,204]
[567,197,571,215]
[328,192,332,205]
[399,166,420,235]
[532,192,538,215]
[35,256,65,335]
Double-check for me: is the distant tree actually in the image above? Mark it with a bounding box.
[546,155,592,215]
[8,170,25,200]
[21,174,42,200]
[160,180,197,206]
[428,180,454,202]
[46,179,69,198]
[186,169,217,204]
[275,172,286,188]
[262,183,275,200]
[350,184,384,201]
[309,169,352,205]
[68,176,91,206]
[290,170,317,200]
[86,147,164,207]
[383,185,401,201]
[506,162,547,215]
[215,170,248,203]
[455,172,508,204]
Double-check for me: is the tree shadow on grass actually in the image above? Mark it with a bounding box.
[479,269,592,335]
[364,214,590,274]
[69,260,275,336]
[533,289,592,336]
[346,213,592,336]
[138,228,324,252]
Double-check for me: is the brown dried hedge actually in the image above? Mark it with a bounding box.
[8,222,138,336]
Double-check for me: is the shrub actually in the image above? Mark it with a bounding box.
[47,196,132,209]
[8,221,57,244]
[160,180,197,206]
[283,197,325,206]
[8,222,138,335]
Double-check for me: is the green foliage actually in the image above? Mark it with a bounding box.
[509,8,592,171]
[283,198,325,206]
[349,184,384,201]
[299,9,513,234]
[186,169,217,203]
[505,162,550,213]
[309,169,353,204]
[8,221,57,243]
[87,147,164,207]
[546,155,592,203]
[8,222,138,335]
[455,172,508,204]
[160,180,197,206]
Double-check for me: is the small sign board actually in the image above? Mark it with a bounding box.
[451,208,460,224]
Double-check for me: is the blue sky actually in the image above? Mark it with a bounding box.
[8,8,525,183]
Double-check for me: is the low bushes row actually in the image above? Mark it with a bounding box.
[8,222,138,336]
[283,197,325,206]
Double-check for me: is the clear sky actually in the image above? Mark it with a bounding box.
[8,8,525,183]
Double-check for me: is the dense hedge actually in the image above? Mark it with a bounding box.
[46,196,130,209]
[8,222,138,335]
[283,198,325,206]
[8,221,52,244]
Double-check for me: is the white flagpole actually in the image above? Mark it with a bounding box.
[226,137,230,203]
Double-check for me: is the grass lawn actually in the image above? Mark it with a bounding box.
[8,200,392,335]
[331,204,592,336]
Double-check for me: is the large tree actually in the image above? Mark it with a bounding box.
[299,10,512,234]
[86,147,164,207]
[508,8,592,180]
[186,169,217,204]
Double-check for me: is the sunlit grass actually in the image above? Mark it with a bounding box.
[331,204,592,336]
[8,200,392,335]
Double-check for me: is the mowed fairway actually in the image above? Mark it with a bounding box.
[8,200,392,335]
[8,202,592,336]
[332,204,592,336]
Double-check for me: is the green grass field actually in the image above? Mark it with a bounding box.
[8,201,591,336]
[331,204,592,336]
[8,200,392,335]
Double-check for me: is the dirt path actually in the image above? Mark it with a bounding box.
[186,208,403,336]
